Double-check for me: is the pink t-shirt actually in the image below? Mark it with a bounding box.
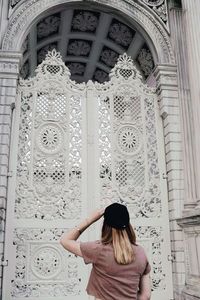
[80,241,151,300]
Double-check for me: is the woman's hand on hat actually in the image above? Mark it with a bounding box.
[87,208,105,224]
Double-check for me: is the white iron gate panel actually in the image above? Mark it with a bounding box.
[2,51,173,300]
[90,54,173,300]
[2,50,89,299]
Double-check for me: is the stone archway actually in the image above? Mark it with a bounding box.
[2,0,175,64]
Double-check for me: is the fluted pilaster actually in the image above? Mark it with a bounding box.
[169,7,196,211]
[181,0,200,207]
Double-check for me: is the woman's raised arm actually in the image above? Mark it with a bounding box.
[60,208,104,257]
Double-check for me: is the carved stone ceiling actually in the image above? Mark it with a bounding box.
[20,6,156,83]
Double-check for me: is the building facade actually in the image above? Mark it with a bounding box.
[0,0,200,299]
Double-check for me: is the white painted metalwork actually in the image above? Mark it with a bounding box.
[2,50,173,299]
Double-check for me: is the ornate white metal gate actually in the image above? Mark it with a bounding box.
[2,50,173,299]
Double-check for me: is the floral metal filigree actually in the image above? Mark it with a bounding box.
[11,228,81,297]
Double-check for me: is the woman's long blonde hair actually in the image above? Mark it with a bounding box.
[101,221,136,265]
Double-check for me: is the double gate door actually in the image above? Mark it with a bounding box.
[3,50,173,299]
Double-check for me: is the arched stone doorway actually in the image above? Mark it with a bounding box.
[0,1,182,299]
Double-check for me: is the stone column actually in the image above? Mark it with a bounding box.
[0,51,21,295]
[169,4,197,211]
[168,2,200,299]
[154,64,185,300]
[181,0,200,208]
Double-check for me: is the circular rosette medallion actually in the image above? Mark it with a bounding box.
[117,125,142,155]
[37,123,63,154]
[31,245,62,280]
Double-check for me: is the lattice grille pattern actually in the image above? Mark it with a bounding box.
[118,68,134,80]
[33,159,65,184]
[36,92,67,119]
[113,87,141,121]
[115,159,145,190]
[36,93,49,118]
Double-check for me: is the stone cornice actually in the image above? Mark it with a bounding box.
[0,51,22,76]
[154,64,178,91]
[177,209,200,227]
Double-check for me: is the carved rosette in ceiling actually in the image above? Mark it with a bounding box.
[137,47,155,77]
[108,20,135,48]
[67,40,91,57]
[100,47,119,67]
[93,69,109,83]
[66,62,86,76]
[71,10,99,32]
[37,14,61,40]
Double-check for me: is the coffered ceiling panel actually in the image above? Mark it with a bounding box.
[20,7,155,83]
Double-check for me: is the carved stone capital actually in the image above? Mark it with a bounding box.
[0,51,22,77]
[153,64,179,118]
[177,209,200,227]
[182,286,200,300]
[154,64,178,88]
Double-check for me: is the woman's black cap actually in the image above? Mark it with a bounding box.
[104,203,130,229]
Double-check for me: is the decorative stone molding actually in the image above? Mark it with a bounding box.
[177,209,200,227]
[2,0,175,64]
[9,0,169,30]
[182,286,200,300]
[153,64,178,118]
[140,0,169,26]
[0,51,22,77]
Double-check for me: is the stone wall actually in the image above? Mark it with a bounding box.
[154,64,185,299]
